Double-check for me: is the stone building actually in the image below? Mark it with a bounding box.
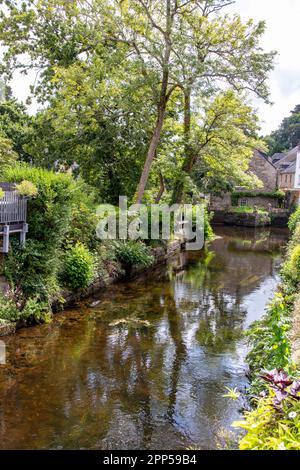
[273,144,300,206]
[248,149,278,192]
[210,149,279,211]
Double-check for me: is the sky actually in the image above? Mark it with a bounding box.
[4,0,300,135]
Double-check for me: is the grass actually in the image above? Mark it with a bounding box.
[230,206,268,215]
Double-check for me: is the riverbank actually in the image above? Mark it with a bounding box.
[233,208,300,450]
[0,238,186,338]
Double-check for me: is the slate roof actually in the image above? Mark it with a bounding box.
[281,161,296,174]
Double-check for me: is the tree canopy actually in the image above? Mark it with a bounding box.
[0,0,275,203]
[265,105,300,155]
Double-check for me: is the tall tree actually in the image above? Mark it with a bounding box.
[0,0,275,203]
[265,104,300,155]
[0,98,32,161]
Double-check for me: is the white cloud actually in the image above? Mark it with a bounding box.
[3,0,300,134]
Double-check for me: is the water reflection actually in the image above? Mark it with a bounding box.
[0,227,288,449]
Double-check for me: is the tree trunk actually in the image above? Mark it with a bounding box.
[172,87,195,204]
[155,171,165,203]
[135,0,172,204]
[135,94,168,204]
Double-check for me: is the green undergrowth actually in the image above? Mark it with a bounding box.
[233,207,300,450]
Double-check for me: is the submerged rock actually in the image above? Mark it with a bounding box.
[0,321,16,337]
[89,300,101,308]
[109,318,151,328]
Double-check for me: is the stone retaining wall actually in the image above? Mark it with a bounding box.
[0,239,184,337]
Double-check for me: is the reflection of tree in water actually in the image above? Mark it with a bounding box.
[164,290,187,423]
[175,248,246,354]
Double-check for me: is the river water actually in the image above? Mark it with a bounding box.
[0,226,288,450]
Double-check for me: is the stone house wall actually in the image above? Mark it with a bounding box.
[278,172,295,190]
[236,196,279,209]
[248,150,278,192]
[209,193,232,210]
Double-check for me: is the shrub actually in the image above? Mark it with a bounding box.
[20,297,51,324]
[4,239,60,301]
[234,393,300,450]
[16,180,38,198]
[230,206,268,215]
[64,202,98,250]
[233,371,300,450]
[4,163,74,247]
[0,188,4,199]
[3,164,77,302]
[282,244,300,288]
[62,242,94,290]
[113,240,154,270]
[289,206,300,233]
[0,294,20,322]
[246,293,293,394]
[204,208,214,241]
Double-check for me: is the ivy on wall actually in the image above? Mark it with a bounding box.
[231,190,286,207]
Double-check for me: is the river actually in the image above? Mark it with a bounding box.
[0,226,288,450]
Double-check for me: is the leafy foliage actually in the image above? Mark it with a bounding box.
[234,371,300,450]
[3,165,76,303]
[234,209,300,450]
[229,206,268,215]
[0,291,51,325]
[288,206,300,233]
[234,393,300,450]
[0,1,275,203]
[0,132,18,177]
[61,242,94,290]
[246,293,293,394]
[0,98,33,162]
[265,104,300,155]
[16,180,38,198]
[113,240,154,271]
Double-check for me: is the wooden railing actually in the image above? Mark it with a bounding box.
[0,191,27,224]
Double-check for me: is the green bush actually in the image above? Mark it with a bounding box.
[191,205,214,241]
[0,294,20,322]
[62,242,94,290]
[64,202,98,250]
[246,293,293,394]
[3,163,80,302]
[0,293,50,325]
[4,164,74,247]
[288,206,300,233]
[20,297,51,324]
[232,208,300,450]
[234,392,300,450]
[4,239,60,301]
[113,240,154,270]
[15,180,38,198]
[230,206,268,215]
[282,244,300,288]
